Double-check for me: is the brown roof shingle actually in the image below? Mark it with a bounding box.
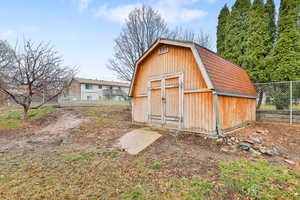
[196,46,257,97]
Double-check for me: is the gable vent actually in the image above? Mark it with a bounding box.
[159,46,168,54]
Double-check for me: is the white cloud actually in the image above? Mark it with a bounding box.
[20,25,40,33]
[79,0,91,12]
[95,0,207,24]
[207,0,217,3]
[179,8,207,21]
[156,0,207,23]
[95,3,141,23]
[0,30,17,40]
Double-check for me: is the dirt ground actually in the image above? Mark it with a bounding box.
[0,108,86,154]
[0,106,299,199]
[226,122,300,170]
[1,106,299,175]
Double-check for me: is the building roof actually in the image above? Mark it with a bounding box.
[74,78,130,87]
[129,38,257,98]
[196,46,257,97]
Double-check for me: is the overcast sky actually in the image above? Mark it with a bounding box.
[0,0,280,81]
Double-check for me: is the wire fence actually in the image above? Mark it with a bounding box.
[58,97,130,107]
[254,81,300,124]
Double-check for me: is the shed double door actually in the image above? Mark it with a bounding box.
[148,73,183,129]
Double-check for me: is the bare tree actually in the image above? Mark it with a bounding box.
[170,26,212,49]
[0,39,76,118]
[108,4,212,81]
[0,41,15,103]
[0,40,14,68]
[107,4,171,82]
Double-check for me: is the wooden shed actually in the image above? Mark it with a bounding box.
[129,39,257,135]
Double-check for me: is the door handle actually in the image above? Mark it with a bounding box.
[162,97,166,103]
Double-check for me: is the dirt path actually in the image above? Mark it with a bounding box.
[0,109,87,154]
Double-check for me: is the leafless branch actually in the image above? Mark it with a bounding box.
[107,4,212,81]
[0,39,77,118]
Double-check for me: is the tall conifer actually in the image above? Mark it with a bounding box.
[265,0,276,44]
[216,4,230,57]
[270,0,300,81]
[244,0,271,82]
[224,0,251,66]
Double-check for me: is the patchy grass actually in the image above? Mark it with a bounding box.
[0,107,56,130]
[260,104,300,111]
[1,106,300,199]
[151,161,162,169]
[0,149,299,199]
[220,159,300,200]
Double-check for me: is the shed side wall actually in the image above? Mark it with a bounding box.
[218,95,256,130]
[184,91,215,133]
[132,96,147,123]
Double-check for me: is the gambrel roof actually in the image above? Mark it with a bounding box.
[129,38,257,98]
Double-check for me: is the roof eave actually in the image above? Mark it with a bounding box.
[215,90,257,99]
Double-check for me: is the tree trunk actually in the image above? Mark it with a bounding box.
[256,90,264,110]
[23,105,29,120]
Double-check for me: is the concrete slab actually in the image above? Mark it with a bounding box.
[116,129,162,155]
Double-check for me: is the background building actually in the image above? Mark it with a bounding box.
[61,78,130,101]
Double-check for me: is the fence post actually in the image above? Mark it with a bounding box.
[290,81,293,125]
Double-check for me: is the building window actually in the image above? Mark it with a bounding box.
[85,84,92,89]
[159,46,168,54]
[109,86,113,90]
[98,85,102,89]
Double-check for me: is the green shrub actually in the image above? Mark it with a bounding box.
[270,91,289,110]
[151,162,162,169]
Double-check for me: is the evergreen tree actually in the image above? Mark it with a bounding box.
[216,4,230,57]
[224,0,251,66]
[270,0,300,81]
[244,0,272,82]
[265,0,276,44]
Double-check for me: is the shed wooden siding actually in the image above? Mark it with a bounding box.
[218,95,256,130]
[132,97,147,123]
[131,45,216,132]
[132,45,207,97]
[184,92,215,133]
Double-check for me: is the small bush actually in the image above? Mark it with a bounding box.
[151,162,162,169]
[270,91,289,110]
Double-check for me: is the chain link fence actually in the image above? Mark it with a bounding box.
[58,96,130,107]
[255,81,300,124]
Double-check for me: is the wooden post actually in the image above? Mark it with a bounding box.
[179,73,184,130]
[213,91,223,136]
[161,78,166,126]
[290,81,293,125]
[147,81,151,124]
